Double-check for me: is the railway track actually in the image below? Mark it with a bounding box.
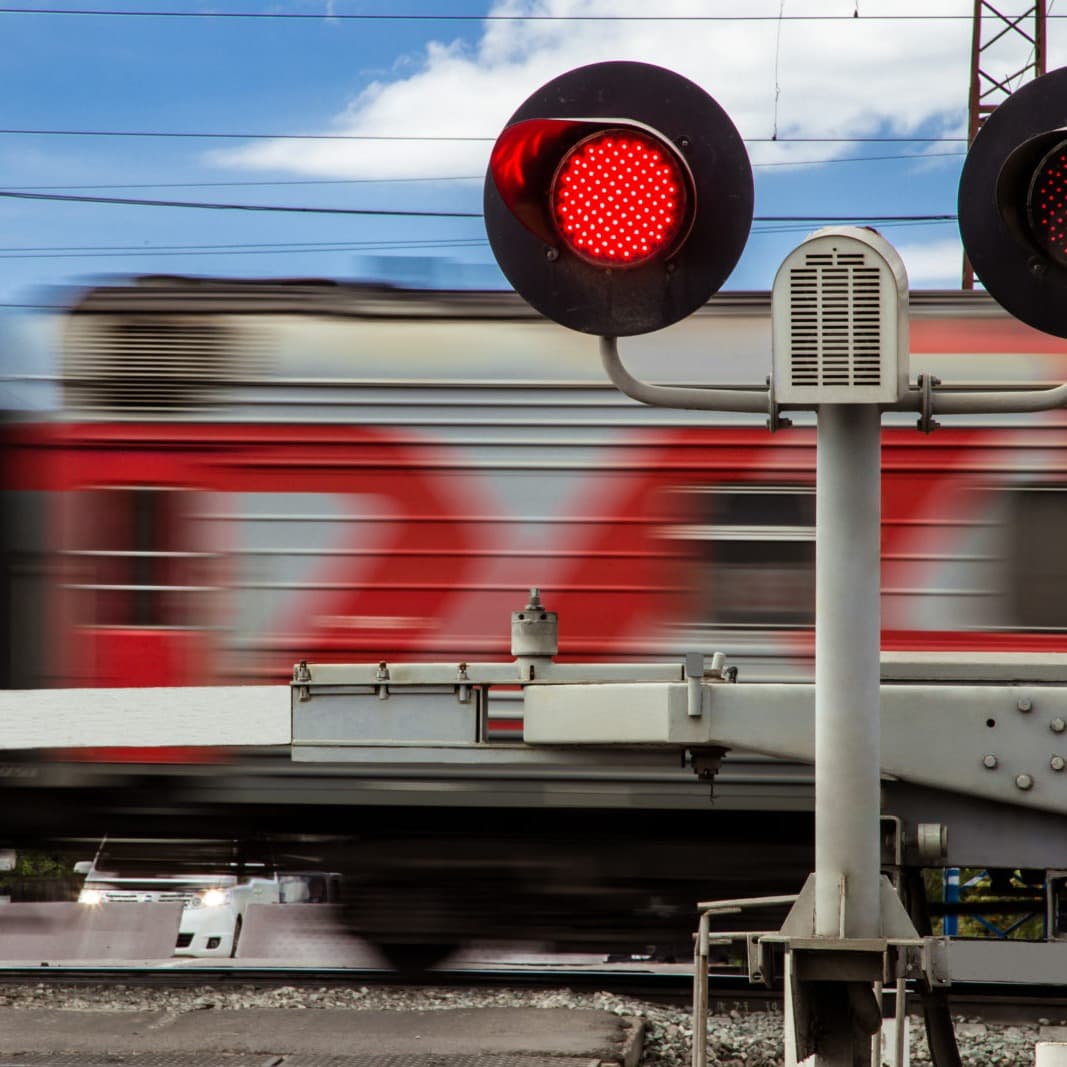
[1,964,1065,1024]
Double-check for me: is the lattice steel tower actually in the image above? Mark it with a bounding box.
[963,1,1048,287]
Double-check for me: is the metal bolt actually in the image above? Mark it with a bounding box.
[1015,773,1034,791]
[545,247,559,262]
[1052,756,1066,773]
[982,754,998,770]
[678,136,692,150]
[294,659,311,703]
[456,662,471,705]
[1018,697,1033,713]
[1052,718,1066,734]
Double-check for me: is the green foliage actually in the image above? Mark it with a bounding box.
[0,850,81,901]
[924,867,1046,941]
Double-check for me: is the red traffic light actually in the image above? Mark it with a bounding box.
[491,119,694,269]
[484,61,752,336]
[959,67,1067,337]
[552,129,691,267]
[1027,139,1067,267]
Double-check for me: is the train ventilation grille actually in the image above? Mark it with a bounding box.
[787,250,882,390]
[62,316,269,415]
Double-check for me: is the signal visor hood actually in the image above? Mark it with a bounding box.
[489,116,694,250]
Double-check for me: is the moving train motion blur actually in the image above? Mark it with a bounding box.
[3,275,1067,963]
[4,276,1067,689]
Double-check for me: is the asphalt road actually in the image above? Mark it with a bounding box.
[0,1005,644,1067]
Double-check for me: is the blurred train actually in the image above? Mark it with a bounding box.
[2,275,1067,962]
[3,275,1067,691]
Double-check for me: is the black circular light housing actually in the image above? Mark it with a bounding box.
[959,66,1067,337]
[484,61,753,336]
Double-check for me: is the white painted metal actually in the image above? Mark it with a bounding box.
[772,229,909,405]
[297,660,683,686]
[949,940,1067,984]
[523,680,1067,814]
[881,651,1067,682]
[815,404,882,939]
[0,686,289,748]
[599,336,769,412]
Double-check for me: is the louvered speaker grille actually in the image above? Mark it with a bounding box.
[788,250,882,389]
[63,315,267,414]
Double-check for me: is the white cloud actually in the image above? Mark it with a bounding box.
[894,235,964,287]
[210,0,990,181]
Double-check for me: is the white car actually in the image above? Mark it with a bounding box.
[76,864,281,958]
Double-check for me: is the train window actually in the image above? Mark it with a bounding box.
[65,487,208,628]
[1007,488,1067,630]
[666,487,815,627]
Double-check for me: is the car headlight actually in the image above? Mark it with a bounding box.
[78,889,103,906]
[193,888,231,909]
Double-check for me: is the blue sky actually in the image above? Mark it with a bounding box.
[0,0,1053,308]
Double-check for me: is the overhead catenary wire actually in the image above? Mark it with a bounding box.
[0,189,483,216]
[0,238,488,260]
[0,127,969,143]
[0,152,970,191]
[0,220,957,260]
[0,188,958,223]
[0,6,1058,20]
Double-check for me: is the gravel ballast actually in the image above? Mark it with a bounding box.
[0,981,1056,1066]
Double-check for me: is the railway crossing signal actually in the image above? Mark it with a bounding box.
[959,66,1067,338]
[483,61,753,336]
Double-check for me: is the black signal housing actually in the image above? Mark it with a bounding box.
[484,61,753,336]
[959,66,1067,337]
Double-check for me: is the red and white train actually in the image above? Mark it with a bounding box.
[5,275,1067,963]
[2,276,1066,694]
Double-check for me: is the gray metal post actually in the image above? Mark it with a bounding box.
[815,404,882,939]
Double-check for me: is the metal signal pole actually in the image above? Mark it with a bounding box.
[814,404,882,944]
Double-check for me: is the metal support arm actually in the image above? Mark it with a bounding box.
[601,336,1067,422]
[599,336,770,413]
[930,380,1067,414]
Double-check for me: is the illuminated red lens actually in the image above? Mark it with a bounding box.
[1029,141,1067,265]
[551,129,688,267]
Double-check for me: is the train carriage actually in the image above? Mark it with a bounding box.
[4,278,1067,692]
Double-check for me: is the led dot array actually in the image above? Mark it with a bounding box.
[1031,148,1067,264]
[552,130,686,267]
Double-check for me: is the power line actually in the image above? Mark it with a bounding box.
[0,187,959,223]
[758,214,957,223]
[755,150,966,167]
[0,189,483,217]
[0,238,486,260]
[0,238,484,252]
[0,151,967,194]
[0,6,1047,20]
[3,177,483,191]
[0,128,491,141]
[0,216,961,259]
[0,127,969,144]
[751,218,957,235]
[0,217,960,259]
